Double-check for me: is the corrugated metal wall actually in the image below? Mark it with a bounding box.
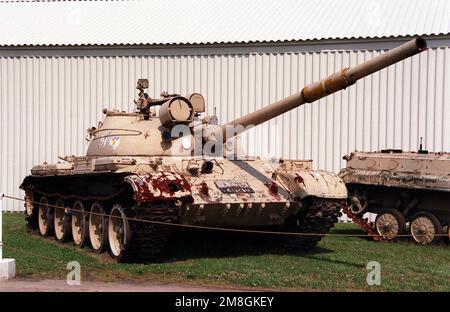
[1,42,449,211]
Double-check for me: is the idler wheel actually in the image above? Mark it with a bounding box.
[89,201,109,253]
[375,209,405,240]
[24,192,38,231]
[38,196,53,237]
[347,187,368,215]
[410,212,443,245]
[108,204,131,260]
[71,200,89,247]
[54,198,71,242]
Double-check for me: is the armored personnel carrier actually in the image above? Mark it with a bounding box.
[339,148,450,245]
[20,38,427,261]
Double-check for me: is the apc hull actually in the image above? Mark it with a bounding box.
[340,151,450,244]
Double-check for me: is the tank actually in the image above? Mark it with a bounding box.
[20,38,427,261]
[339,148,450,245]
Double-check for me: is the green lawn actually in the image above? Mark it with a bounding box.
[2,212,449,291]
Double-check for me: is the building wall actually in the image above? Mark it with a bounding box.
[0,37,449,211]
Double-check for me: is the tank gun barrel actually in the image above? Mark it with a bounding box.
[219,37,427,142]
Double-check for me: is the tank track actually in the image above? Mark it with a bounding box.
[23,191,344,259]
[342,205,384,241]
[282,198,343,252]
[119,202,179,263]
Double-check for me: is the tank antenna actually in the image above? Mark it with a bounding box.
[418,136,428,154]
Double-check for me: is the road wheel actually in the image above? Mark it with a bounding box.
[410,212,443,245]
[38,196,53,237]
[89,202,108,253]
[54,198,70,243]
[108,204,131,261]
[375,209,406,240]
[71,200,89,247]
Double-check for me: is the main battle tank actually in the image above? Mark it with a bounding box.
[339,148,450,245]
[20,38,427,261]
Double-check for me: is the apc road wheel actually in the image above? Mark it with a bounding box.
[89,202,108,253]
[108,205,131,261]
[54,198,70,243]
[375,209,406,240]
[71,200,89,247]
[38,196,53,237]
[410,213,443,245]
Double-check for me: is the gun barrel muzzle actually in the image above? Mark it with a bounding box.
[302,37,427,102]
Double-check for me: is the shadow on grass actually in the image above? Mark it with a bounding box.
[330,225,365,235]
[161,228,334,263]
[302,254,364,268]
[330,224,376,242]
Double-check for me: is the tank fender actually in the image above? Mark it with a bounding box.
[124,171,192,202]
[278,171,347,199]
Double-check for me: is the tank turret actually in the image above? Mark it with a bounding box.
[84,38,426,159]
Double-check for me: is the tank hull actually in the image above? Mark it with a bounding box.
[21,156,346,261]
[22,158,348,219]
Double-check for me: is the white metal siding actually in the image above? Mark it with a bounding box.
[1,0,449,46]
[0,43,449,211]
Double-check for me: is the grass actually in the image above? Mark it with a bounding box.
[2,212,450,291]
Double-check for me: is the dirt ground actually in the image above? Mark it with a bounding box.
[0,278,243,292]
